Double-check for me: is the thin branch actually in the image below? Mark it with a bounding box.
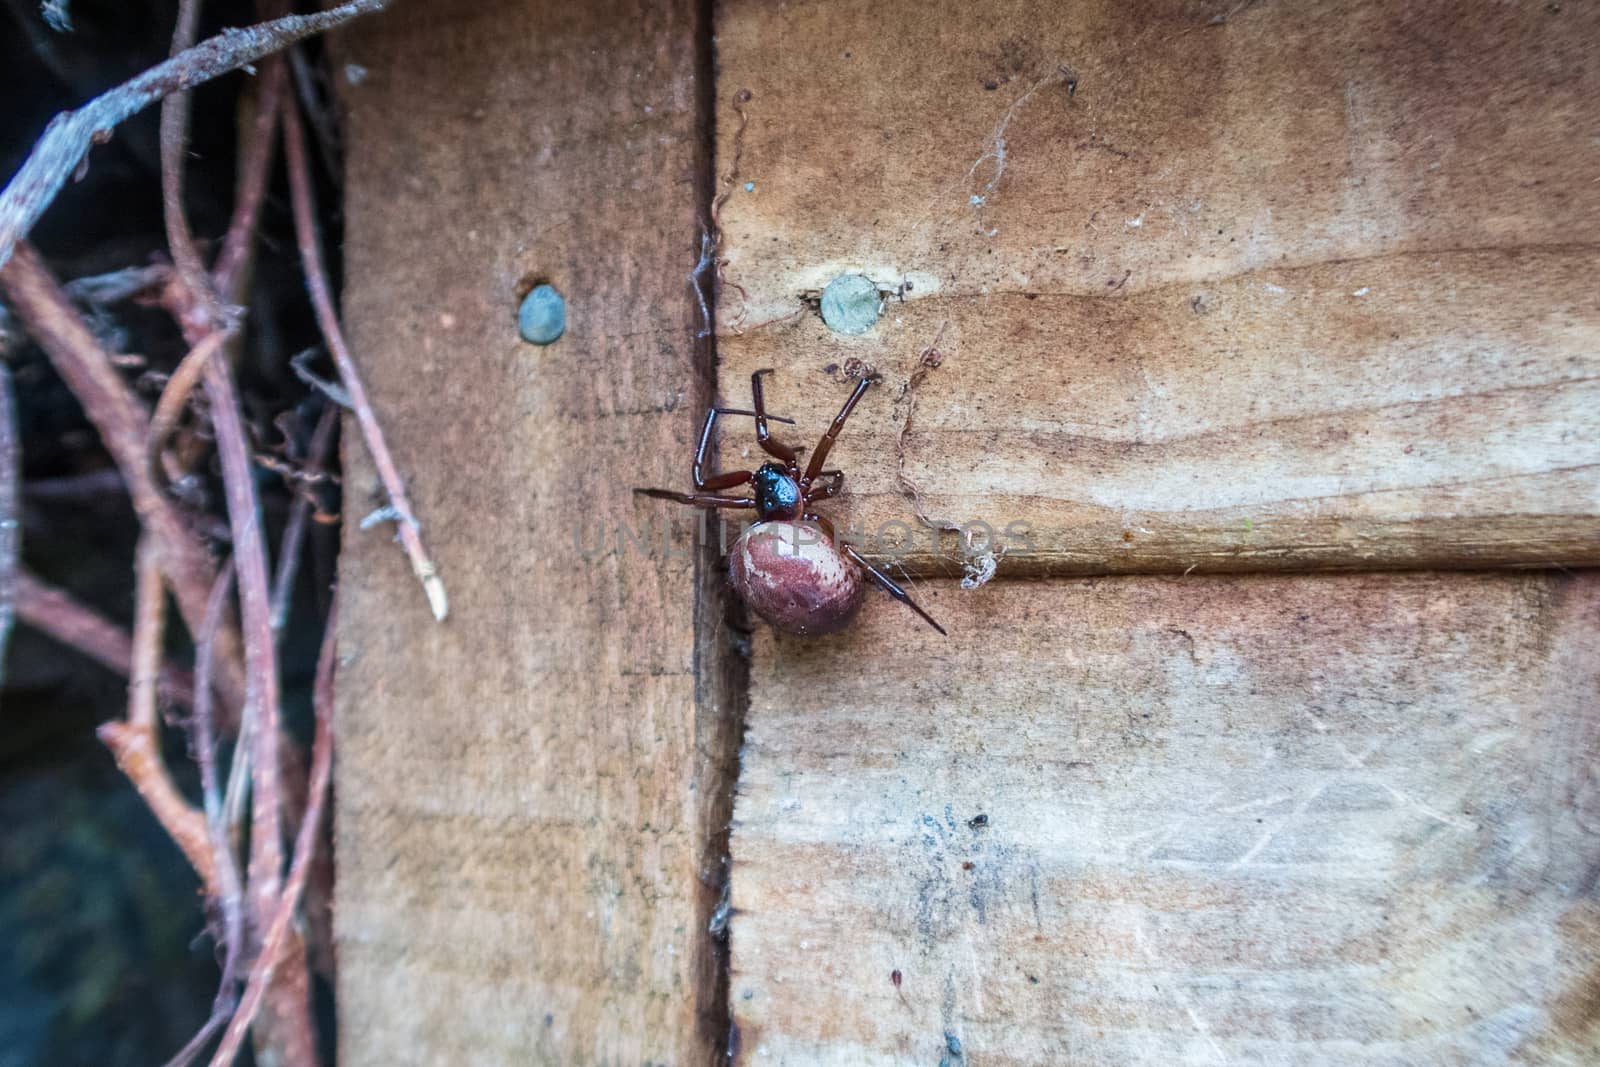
[199,33,285,955]
[285,46,342,188]
[283,102,448,621]
[14,568,196,706]
[166,23,323,1035]
[0,0,393,270]
[203,350,283,940]
[195,564,245,956]
[272,403,337,631]
[63,263,173,306]
[22,468,126,501]
[153,3,287,1026]
[209,597,337,1067]
[0,263,171,359]
[0,242,247,712]
[204,343,322,1067]
[149,327,233,471]
[0,363,17,683]
[159,0,214,332]
[22,470,124,499]
[289,349,352,409]
[160,561,247,1067]
[2,245,163,486]
[161,1008,230,1067]
[221,707,252,882]
[212,60,286,302]
[97,537,218,894]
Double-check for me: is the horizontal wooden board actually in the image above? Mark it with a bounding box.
[710,0,1600,577]
[728,572,1600,1065]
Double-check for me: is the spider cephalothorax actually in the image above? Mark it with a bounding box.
[635,370,945,637]
[750,462,802,521]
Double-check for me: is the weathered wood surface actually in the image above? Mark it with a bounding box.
[333,3,738,1064]
[712,0,1600,577]
[728,572,1600,1065]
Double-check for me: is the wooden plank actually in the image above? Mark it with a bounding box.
[332,4,737,1064]
[728,572,1600,1065]
[711,0,1600,577]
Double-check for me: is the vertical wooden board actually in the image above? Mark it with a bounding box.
[334,3,731,1064]
[728,573,1600,1064]
[710,0,1600,575]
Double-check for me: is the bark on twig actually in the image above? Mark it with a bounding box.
[0,0,392,270]
[160,562,248,1067]
[22,468,126,500]
[149,327,233,468]
[195,564,245,980]
[154,7,311,1052]
[212,61,286,302]
[202,356,283,932]
[0,364,16,683]
[97,537,218,895]
[14,568,197,706]
[203,349,318,1067]
[159,0,219,332]
[0,243,247,712]
[208,599,338,1067]
[283,103,448,621]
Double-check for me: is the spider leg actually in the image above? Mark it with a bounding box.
[634,488,755,509]
[802,378,871,486]
[751,369,798,465]
[719,409,794,424]
[804,469,844,502]
[840,542,947,636]
[689,407,793,490]
[692,407,756,491]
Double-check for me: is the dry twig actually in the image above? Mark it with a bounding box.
[194,565,246,978]
[149,327,233,469]
[14,568,197,706]
[0,363,16,681]
[0,0,392,270]
[160,563,248,1067]
[21,468,126,500]
[203,352,285,914]
[197,316,320,1067]
[0,243,248,712]
[209,599,338,1067]
[212,60,287,302]
[97,537,218,894]
[159,0,217,330]
[7,4,383,1058]
[283,102,448,621]
[155,3,315,1046]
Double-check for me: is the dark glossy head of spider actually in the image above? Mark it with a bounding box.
[751,462,802,522]
[633,369,945,637]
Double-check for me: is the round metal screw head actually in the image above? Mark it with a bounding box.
[518,284,566,345]
[820,273,881,335]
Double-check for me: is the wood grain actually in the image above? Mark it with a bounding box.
[728,572,1600,1065]
[332,3,737,1063]
[711,0,1600,577]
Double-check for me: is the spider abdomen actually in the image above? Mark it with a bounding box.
[729,521,863,637]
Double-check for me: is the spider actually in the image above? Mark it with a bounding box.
[635,369,945,637]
